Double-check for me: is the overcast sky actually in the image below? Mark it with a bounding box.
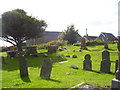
[0,0,119,46]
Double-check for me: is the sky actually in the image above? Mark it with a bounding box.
[0,0,119,46]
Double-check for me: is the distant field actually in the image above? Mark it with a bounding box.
[1,43,118,88]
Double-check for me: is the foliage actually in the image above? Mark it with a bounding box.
[1,9,47,47]
[34,40,68,50]
[58,25,79,44]
[0,46,8,52]
[86,41,104,46]
[73,43,81,46]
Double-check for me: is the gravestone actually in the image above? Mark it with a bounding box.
[1,56,5,64]
[102,50,110,61]
[66,55,70,57]
[48,45,58,53]
[100,59,111,73]
[70,65,78,69]
[83,54,92,71]
[72,55,77,58]
[26,47,38,56]
[80,37,87,50]
[40,59,53,79]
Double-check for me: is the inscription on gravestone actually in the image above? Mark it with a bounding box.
[40,59,53,79]
[83,54,92,71]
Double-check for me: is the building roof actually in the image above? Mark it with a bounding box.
[84,36,97,41]
[96,32,117,41]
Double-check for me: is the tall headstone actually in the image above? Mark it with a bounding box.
[40,59,53,79]
[83,54,92,71]
[102,50,110,61]
[100,59,111,73]
[80,37,87,50]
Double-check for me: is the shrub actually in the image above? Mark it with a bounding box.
[0,46,8,52]
[34,40,68,50]
[86,41,104,46]
[73,43,80,46]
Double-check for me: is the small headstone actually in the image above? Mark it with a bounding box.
[70,65,78,69]
[26,47,37,56]
[40,59,53,79]
[83,54,92,71]
[56,55,62,58]
[59,60,68,63]
[59,48,63,51]
[48,45,58,53]
[1,56,5,64]
[66,55,70,57]
[72,55,77,58]
[43,53,48,57]
[102,50,110,61]
[100,59,111,73]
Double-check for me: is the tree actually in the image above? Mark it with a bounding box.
[58,25,79,44]
[1,9,47,77]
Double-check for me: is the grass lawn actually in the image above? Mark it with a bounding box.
[1,43,118,89]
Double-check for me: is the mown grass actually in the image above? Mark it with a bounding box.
[1,43,118,89]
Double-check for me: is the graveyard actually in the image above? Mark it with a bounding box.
[1,42,118,89]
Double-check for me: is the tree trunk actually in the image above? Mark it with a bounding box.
[17,38,28,77]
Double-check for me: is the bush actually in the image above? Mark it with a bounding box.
[73,43,80,46]
[0,46,8,52]
[86,41,104,46]
[34,40,68,50]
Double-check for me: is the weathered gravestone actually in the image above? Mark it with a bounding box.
[102,50,110,61]
[26,47,38,56]
[40,59,53,79]
[80,37,87,50]
[100,59,111,73]
[1,56,5,64]
[72,55,77,58]
[48,45,58,53]
[83,54,92,71]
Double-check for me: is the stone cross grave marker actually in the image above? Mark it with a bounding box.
[102,50,110,61]
[81,37,87,50]
[83,54,92,71]
[100,59,111,73]
[40,59,53,79]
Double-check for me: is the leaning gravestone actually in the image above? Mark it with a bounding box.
[102,50,110,61]
[83,54,92,71]
[100,59,111,73]
[40,59,53,79]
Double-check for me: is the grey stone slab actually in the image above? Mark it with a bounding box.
[40,59,53,79]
